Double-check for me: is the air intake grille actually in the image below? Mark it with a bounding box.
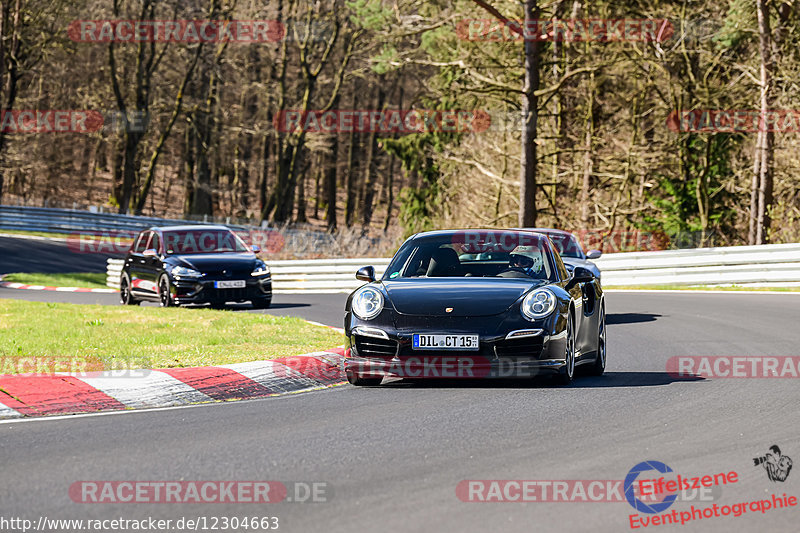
[354,335,397,359]
[495,336,544,358]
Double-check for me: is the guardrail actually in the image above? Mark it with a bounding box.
[0,204,225,234]
[0,204,395,258]
[106,242,800,293]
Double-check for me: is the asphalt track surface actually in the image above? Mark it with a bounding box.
[0,235,120,274]
[2,237,800,532]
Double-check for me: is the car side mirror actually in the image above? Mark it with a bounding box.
[143,248,157,258]
[356,266,376,283]
[586,249,602,259]
[251,244,261,254]
[566,266,594,289]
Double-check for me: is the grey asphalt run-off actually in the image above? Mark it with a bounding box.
[1,235,800,531]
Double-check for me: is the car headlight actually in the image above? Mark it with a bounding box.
[251,261,271,277]
[171,265,202,278]
[352,286,384,320]
[521,288,556,321]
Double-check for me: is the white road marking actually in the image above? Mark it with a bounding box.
[76,370,213,408]
[220,361,319,393]
[0,384,344,425]
[0,401,23,419]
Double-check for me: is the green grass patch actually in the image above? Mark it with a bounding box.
[607,284,800,292]
[2,272,109,289]
[0,299,343,373]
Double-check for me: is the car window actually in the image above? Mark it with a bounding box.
[162,229,249,254]
[545,233,584,259]
[551,245,570,280]
[133,231,149,253]
[385,231,557,281]
[147,233,160,253]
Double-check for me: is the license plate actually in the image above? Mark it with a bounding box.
[214,280,246,289]
[413,334,479,351]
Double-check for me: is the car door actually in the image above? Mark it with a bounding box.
[126,231,150,296]
[138,231,162,295]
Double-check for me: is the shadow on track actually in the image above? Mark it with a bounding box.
[173,302,312,311]
[375,371,704,389]
[606,312,661,324]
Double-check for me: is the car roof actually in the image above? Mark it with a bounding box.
[146,224,233,232]
[524,227,576,237]
[412,228,549,239]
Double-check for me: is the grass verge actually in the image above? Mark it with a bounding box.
[2,272,109,289]
[0,299,343,373]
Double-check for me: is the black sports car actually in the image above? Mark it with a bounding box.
[343,229,605,386]
[120,225,272,308]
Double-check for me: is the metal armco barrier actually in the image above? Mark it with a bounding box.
[0,204,220,234]
[106,243,800,293]
[0,204,389,258]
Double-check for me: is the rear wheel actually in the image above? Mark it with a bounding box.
[120,274,139,306]
[554,313,575,386]
[346,370,383,386]
[158,275,175,307]
[588,304,606,376]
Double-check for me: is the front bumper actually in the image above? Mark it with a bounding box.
[343,312,568,380]
[170,275,272,304]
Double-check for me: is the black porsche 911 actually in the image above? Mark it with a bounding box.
[120,225,272,309]
[343,229,605,386]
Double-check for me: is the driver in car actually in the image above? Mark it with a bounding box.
[498,249,542,278]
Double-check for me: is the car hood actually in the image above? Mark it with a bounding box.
[562,257,601,277]
[170,253,257,272]
[383,278,542,317]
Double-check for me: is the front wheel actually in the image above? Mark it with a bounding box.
[588,304,606,376]
[251,298,272,309]
[554,312,575,386]
[346,370,383,386]
[120,273,139,306]
[158,275,175,307]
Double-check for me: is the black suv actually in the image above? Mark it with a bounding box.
[120,225,272,308]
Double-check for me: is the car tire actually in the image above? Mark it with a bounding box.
[251,298,272,309]
[554,312,575,386]
[588,304,606,376]
[346,370,383,386]
[158,275,175,307]
[120,273,139,306]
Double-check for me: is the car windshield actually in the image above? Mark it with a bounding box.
[542,232,585,259]
[384,231,556,281]
[162,229,249,254]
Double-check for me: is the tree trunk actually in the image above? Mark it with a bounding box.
[519,0,541,227]
[325,133,338,232]
[345,93,359,226]
[754,0,774,244]
[748,131,761,245]
[361,78,386,227]
[295,152,308,223]
[580,71,594,225]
